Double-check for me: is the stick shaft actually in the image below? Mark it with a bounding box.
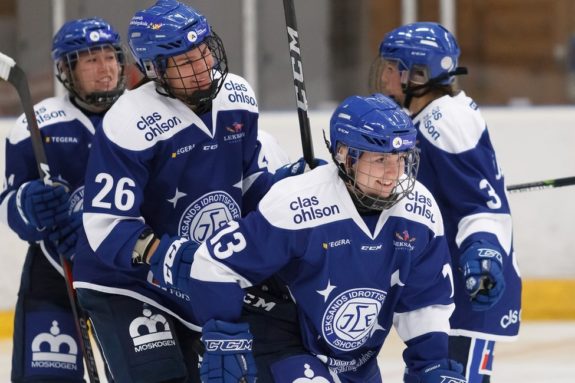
[282,0,315,167]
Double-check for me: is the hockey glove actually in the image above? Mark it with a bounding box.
[272,157,327,183]
[200,319,257,383]
[47,211,82,261]
[16,180,70,229]
[148,234,198,291]
[404,359,467,383]
[459,241,506,311]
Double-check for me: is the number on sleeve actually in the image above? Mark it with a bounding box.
[91,172,136,211]
[209,220,247,260]
[442,263,455,298]
[479,178,502,209]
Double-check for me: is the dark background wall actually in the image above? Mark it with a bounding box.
[2,0,575,115]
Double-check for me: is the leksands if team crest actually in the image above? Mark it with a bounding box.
[178,191,240,243]
[322,288,386,351]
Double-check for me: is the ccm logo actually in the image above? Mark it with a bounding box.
[361,244,383,251]
[204,339,252,352]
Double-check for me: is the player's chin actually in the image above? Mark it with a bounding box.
[363,186,394,199]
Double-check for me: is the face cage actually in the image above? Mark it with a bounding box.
[55,44,126,109]
[342,146,420,211]
[156,33,228,112]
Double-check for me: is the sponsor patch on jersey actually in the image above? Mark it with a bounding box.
[322,238,351,249]
[419,106,442,141]
[171,144,195,158]
[44,136,79,144]
[21,106,67,127]
[322,288,386,351]
[393,230,416,251]
[136,112,183,142]
[289,196,341,224]
[178,191,240,243]
[404,190,436,223]
[500,309,521,329]
[224,80,257,107]
[223,122,246,143]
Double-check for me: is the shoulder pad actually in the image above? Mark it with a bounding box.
[214,73,258,113]
[414,92,486,153]
[258,164,348,229]
[10,96,94,144]
[393,181,444,235]
[102,83,211,151]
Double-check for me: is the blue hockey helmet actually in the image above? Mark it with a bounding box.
[329,94,419,211]
[128,0,228,110]
[379,22,461,86]
[52,17,126,109]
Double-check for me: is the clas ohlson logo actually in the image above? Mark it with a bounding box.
[136,112,182,141]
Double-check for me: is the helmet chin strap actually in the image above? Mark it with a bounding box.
[402,66,468,109]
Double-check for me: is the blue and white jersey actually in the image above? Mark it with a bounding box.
[413,91,521,340]
[73,73,275,331]
[189,163,456,380]
[0,96,95,274]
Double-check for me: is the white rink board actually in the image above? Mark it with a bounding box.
[1,106,575,309]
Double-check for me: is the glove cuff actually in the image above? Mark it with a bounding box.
[16,181,32,226]
[132,228,157,265]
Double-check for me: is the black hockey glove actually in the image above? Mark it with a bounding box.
[459,241,505,311]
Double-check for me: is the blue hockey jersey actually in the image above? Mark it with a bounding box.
[73,73,275,330]
[188,163,456,381]
[413,91,521,340]
[0,96,97,274]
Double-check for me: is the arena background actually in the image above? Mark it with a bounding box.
[1,0,574,350]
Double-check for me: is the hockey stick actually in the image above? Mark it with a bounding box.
[0,52,101,382]
[507,176,575,193]
[282,0,316,168]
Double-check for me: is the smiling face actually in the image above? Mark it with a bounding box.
[72,45,121,98]
[353,150,406,199]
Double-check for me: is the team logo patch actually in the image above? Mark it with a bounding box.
[179,191,240,243]
[68,186,84,214]
[393,230,416,251]
[322,288,386,351]
[223,121,246,142]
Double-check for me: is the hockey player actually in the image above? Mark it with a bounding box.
[146,94,467,383]
[371,22,521,382]
[72,1,311,382]
[0,17,125,382]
